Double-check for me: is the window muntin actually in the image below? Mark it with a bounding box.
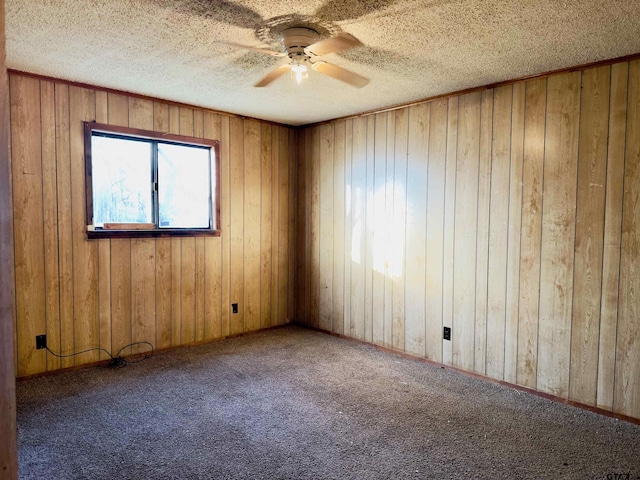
[84,122,220,238]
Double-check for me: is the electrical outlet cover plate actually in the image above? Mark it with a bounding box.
[443,327,451,341]
[36,334,47,350]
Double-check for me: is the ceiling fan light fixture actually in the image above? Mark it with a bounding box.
[290,57,309,85]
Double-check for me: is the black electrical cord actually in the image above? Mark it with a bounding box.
[45,341,154,367]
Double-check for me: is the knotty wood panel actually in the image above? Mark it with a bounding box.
[295,57,640,421]
[9,73,297,377]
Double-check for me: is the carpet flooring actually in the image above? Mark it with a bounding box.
[16,325,640,479]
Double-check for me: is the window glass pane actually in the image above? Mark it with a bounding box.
[91,136,152,227]
[158,143,211,228]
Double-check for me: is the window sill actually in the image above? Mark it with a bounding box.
[87,227,221,239]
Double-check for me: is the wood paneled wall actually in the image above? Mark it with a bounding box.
[9,73,297,377]
[296,59,640,421]
[1,0,19,475]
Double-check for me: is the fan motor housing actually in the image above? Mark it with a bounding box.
[281,27,319,58]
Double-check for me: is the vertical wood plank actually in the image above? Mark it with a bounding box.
[343,121,353,335]
[332,121,346,335]
[95,91,111,361]
[169,105,181,345]
[229,117,245,334]
[108,93,132,355]
[405,104,429,357]
[220,115,231,336]
[193,110,206,342]
[517,78,547,388]
[287,129,297,324]
[537,71,581,397]
[364,115,375,343]
[569,65,610,405]
[55,83,74,369]
[129,98,156,355]
[69,86,98,365]
[0,0,19,471]
[130,239,155,353]
[179,108,196,344]
[504,83,525,383]
[392,109,409,351]
[453,92,480,371]
[153,102,172,349]
[425,99,447,363]
[40,81,61,370]
[260,123,273,329]
[270,126,279,327]
[350,117,367,340]
[486,85,513,380]
[203,112,222,340]
[244,119,262,332]
[615,59,640,418]
[278,126,291,326]
[442,96,458,365]
[303,128,312,324]
[318,123,334,331]
[597,62,628,410]
[383,113,396,348]
[474,90,493,374]
[371,113,387,345]
[295,129,308,324]
[11,75,46,376]
[310,127,320,328]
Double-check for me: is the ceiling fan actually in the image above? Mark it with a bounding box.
[222,27,370,88]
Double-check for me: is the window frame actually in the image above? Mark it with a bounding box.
[83,121,221,239]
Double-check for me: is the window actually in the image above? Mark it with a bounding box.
[84,122,220,238]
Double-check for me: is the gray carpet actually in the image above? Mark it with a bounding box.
[16,325,640,479]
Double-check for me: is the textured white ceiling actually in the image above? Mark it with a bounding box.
[6,0,640,126]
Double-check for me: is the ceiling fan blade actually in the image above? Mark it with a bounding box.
[305,33,363,57]
[313,62,369,88]
[254,65,292,87]
[215,41,286,57]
